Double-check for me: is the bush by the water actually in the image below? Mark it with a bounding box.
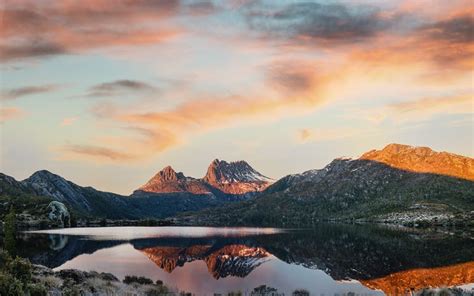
[0,249,47,296]
[123,275,154,285]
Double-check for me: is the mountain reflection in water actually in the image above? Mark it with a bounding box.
[20,225,474,295]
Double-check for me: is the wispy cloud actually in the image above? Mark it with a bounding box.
[62,59,331,161]
[390,94,472,114]
[242,1,403,46]
[86,80,158,97]
[0,1,197,62]
[61,144,133,161]
[296,127,360,143]
[61,117,79,126]
[0,107,25,122]
[418,15,473,44]
[1,84,61,100]
[354,94,473,124]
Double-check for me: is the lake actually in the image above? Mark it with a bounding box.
[19,224,474,295]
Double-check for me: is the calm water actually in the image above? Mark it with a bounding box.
[19,224,474,295]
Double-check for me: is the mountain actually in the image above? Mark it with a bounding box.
[136,159,273,196]
[360,143,474,181]
[21,170,135,218]
[3,143,472,225]
[0,173,52,220]
[0,170,240,220]
[203,159,272,195]
[24,170,94,212]
[184,144,474,226]
[137,166,211,195]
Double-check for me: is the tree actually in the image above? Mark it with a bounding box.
[4,207,17,257]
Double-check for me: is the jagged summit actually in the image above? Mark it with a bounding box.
[360,143,474,180]
[137,159,273,196]
[148,166,186,183]
[204,159,272,184]
[203,159,273,195]
[138,166,211,195]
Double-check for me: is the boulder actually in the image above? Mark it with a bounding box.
[47,201,70,228]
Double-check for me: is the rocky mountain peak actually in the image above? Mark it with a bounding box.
[138,166,210,195]
[204,159,271,184]
[138,159,272,196]
[22,170,92,210]
[151,166,185,182]
[29,169,61,180]
[203,159,273,195]
[26,170,71,189]
[360,143,474,180]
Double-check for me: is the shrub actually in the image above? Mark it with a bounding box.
[292,289,310,296]
[4,208,17,257]
[0,272,24,296]
[8,256,32,284]
[27,283,48,296]
[145,285,170,296]
[123,275,153,285]
[0,249,12,269]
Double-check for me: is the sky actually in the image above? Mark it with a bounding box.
[0,0,473,195]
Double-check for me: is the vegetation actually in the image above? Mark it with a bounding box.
[123,275,154,285]
[0,249,47,296]
[4,207,17,256]
[292,289,310,296]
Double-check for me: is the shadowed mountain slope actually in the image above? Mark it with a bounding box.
[183,145,474,226]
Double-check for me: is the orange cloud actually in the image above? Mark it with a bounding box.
[390,94,472,114]
[296,127,362,143]
[44,1,473,162]
[61,144,133,161]
[0,1,187,61]
[353,93,473,124]
[61,117,79,126]
[62,60,332,161]
[0,107,24,122]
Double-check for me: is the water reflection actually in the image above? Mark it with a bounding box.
[19,224,474,295]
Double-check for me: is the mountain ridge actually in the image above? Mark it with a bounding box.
[1,143,473,225]
[360,143,474,181]
[184,144,474,226]
[137,159,273,196]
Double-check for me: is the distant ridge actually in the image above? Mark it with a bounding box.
[361,143,474,181]
[185,143,474,226]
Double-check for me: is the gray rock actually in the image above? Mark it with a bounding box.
[47,201,70,228]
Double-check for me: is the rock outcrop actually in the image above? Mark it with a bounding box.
[47,201,71,228]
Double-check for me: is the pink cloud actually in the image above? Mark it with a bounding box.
[0,107,25,122]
